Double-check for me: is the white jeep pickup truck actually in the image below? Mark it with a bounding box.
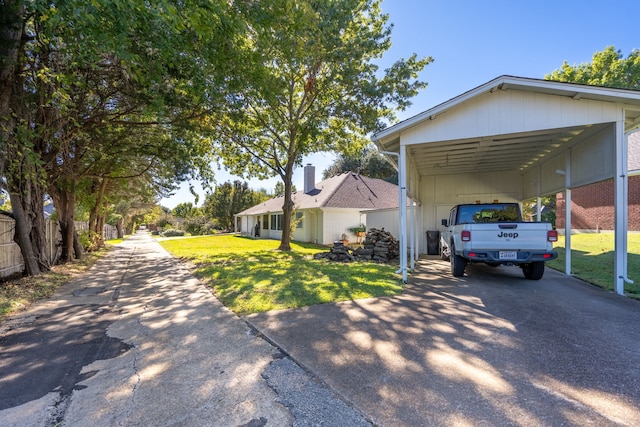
[439,203,558,280]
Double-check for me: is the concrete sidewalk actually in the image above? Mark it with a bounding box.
[0,231,368,427]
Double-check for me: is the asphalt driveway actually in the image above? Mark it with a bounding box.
[246,259,640,426]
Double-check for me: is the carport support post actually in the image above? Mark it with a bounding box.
[398,146,408,283]
[564,150,572,276]
[410,198,415,271]
[379,148,407,282]
[614,119,632,295]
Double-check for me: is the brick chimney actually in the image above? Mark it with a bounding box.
[304,164,315,194]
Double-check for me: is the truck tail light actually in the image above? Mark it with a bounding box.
[547,230,558,242]
[461,230,471,242]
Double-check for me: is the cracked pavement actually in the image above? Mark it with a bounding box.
[0,231,367,427]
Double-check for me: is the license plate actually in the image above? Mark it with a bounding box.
[499,251,517,260]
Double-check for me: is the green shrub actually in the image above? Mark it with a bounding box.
[183,216,217,236]
[156,214,173,229]
[78,230,101,252]
[162,229,185,237]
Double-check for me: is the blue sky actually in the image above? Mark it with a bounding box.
[161,0,639,208]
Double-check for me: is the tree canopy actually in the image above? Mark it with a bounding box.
[545,46,640,89]
[202,181,269,231]
[0,0,241,273]
[323,145,398,184]
[205,0,432,250]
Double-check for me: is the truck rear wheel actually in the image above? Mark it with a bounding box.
[522,262,545,280]
[450,246,466,277]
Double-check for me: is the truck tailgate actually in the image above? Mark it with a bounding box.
[468,223,552,251]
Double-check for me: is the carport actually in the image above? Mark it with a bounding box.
[373,75,640,294]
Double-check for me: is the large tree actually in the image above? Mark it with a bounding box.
[202,181,269,231]
[1,0,240,273]
[323,144,398,184]
[207,0,431,251]
[545,46,640,89]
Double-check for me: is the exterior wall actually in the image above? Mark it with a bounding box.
[321,208,366,245]
[237,215,257,236]
[237,208,366,246]
[365,207,418,254]
[401,90,621,146]
[416,170,522,254]
[292,209,321,244]
[366,209,400,238]
[556,175,640,231]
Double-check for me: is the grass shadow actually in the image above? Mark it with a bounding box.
[161,235,402,315]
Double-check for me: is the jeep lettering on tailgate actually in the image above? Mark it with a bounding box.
[497,231,518,238]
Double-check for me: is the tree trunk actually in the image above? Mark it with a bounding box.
[73,230,84,260]
[8,175,49,272]
[9,192,42,275]
[116,216,124,239]
[96,212,106,245]
[277,167,295,251]
[50,183,79,262]
[1,4,50,276]
[88,178,108,248]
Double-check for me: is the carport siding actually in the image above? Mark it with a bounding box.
[374,75,640,295]
[554,130,640,232]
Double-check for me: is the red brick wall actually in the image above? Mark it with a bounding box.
[556,175,640,231]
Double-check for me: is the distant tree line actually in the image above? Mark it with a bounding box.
[154,181,270,235]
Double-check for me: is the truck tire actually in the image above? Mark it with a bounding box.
[522,261,545,280]
[450,246,466,277]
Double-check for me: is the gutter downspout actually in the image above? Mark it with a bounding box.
[379,149,407,283]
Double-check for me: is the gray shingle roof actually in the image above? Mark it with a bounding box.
[237,172,400,215]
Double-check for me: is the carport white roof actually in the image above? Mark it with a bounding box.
[373,75,640,177]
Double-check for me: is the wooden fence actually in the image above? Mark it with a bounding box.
[0,217,116,279]
[0,217,24,278]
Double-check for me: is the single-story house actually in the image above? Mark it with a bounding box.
[235,164,401,245]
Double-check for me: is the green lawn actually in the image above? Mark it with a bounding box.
[547,233,640,297]
[159,235,403,315]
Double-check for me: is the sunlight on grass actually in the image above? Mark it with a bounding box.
[548,233,640,297]
[159,235,403,315]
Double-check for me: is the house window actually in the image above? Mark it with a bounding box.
[263,215,269,230]
[270,214,283,230]
[295,212,303,229]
